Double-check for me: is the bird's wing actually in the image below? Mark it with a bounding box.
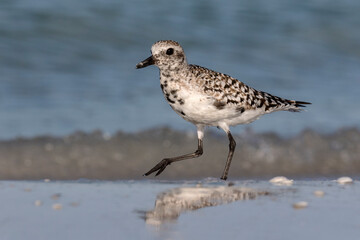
[189,64,310,113]
[189,64,258,110]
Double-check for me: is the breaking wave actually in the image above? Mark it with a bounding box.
[0,127,359,179]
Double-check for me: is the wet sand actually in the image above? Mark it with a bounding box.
[0,179,359,240]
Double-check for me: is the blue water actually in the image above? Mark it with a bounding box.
[1,0,360,139]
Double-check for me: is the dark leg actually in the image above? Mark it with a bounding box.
[144,138,203,176]
[220,131,236,180]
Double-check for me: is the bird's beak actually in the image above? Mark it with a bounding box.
[136,55,155,69]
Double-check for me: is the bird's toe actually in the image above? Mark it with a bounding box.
[144,159,171,177]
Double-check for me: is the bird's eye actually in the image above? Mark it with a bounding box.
[166,48,174,55]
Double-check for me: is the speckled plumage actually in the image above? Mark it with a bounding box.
[136,40,310,180]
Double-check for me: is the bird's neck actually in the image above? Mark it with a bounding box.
[159,64,189,83]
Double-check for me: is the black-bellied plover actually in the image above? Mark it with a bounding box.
[136,40,310,180]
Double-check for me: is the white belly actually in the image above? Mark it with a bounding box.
[169,91,266,127]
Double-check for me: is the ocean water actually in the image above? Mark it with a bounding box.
[1,0,360,139]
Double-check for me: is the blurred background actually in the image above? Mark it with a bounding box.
[0,0,359,179]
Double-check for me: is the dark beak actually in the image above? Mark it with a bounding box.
[136,56,155,69]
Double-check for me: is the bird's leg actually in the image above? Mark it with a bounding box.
[220,131,236,180]
[144,138,203,176]
[144,126,205,177]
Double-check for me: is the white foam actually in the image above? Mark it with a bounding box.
[269,176,294,186]
[336,176,353,184]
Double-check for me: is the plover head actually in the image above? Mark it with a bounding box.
[136,40,187,71]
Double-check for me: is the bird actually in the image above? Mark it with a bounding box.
[136,40,310,180]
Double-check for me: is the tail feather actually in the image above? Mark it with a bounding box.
[287,100,311,112]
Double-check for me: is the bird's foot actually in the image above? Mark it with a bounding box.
[143,159,171,177]
[220,175,228,181]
